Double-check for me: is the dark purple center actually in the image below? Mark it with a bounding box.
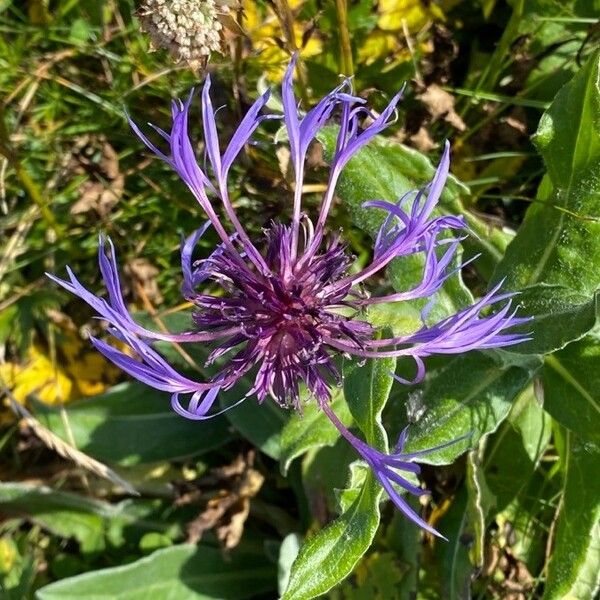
[190,222,373,408]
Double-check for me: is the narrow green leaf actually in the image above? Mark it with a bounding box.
[33,382,232,466]
[465,443,495,569]
[0,483,173,554]
[282,476,382,600]
[544,434,600,600]
[35,543,277,600]
[542,336,600,444]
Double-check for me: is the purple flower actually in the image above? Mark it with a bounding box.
[48,58,529,536]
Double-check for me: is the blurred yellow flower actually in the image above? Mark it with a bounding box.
[0,331,119,408]
[243,0,322,81]
[0,537,17,574]
[357,30,421,66]
[357,0,446,67]
[377,0,444,32]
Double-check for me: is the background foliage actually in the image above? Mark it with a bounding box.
[0,0,599,598]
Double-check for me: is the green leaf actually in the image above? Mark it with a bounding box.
[543,434,600,600]
[280,391,351,475]
[465,443,495,569]
[0,483,105,554]
[401,352,534,464]
[282,476,382,600]
[302,439,357,517]
[492,50,600,353]
[317,129,479,321]
[343,353,396,447]
[278,533,302,596]
[385,503,421,600]
[0,483,174,554]
[33,382,232,466]
[427,488,474,600]
[283,357,396,599]
[479,0,595,101]
[35,543,277,600]
[508,286,599,355]
[542,336,600,444]
[317,128,468,237]
[485,385,552,511]
[535,53,600,187]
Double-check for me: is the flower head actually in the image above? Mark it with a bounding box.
[137,0,230,71]
[49,57,529,536]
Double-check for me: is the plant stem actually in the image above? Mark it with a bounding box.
[335,0,354,77]
[273,0,310,105]
[0,106,61,235]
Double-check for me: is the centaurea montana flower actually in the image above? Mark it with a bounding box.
[49,58,528,537]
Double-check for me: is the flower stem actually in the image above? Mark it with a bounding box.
[335,0,354,77]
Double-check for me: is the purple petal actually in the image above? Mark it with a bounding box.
[222,88,271,177]
[181,222,212,298]
[282,54,301,167]
[201,75,222,181]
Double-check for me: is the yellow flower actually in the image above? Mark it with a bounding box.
[0,331,120,408]
[0,345,73,405]
[243,0,322,82]
[358,30,414,66]
[377,0,444,33]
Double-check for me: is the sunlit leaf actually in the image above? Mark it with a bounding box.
[282,356,396,598]
[492,50,600,353]
[401,351,535,464]
[544,433,600,599]
[542,335,600,444]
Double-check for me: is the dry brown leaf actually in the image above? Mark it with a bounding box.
[69,135,124,217]
[126,259,163,305]
[187,491,238,544]
[409,127,438,152]
[216,497,250,549]
[181,450,264,549]
[417,84,466,131]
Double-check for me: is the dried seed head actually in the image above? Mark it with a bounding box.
[137,0,229,71]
